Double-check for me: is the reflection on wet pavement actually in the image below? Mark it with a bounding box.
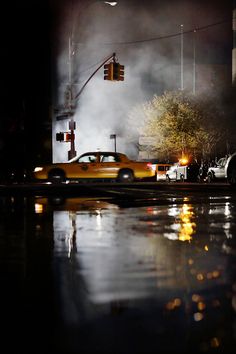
[1,194,236,353]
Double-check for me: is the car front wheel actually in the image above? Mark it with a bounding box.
[228,168,236,185]
[207,173,213,183]
[166,175,171,183]
[118,169,134,183]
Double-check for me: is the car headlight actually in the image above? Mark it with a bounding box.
[34,167,43,172]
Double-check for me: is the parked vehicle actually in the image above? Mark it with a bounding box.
[207,157,228,182]
[207,154,236,185]
[155,164,172,181]
[166,162,200,182]
[32,151,156,183]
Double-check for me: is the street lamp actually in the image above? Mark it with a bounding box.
[104,2,118,5]
[65,0,118,160]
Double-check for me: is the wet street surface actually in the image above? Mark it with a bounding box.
[1,182,236,353]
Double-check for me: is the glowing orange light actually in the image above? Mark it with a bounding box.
[196,273,204,281]
[179,157,189,165]
[35,203,43,214]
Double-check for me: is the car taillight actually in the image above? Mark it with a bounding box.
[146,162,153,170]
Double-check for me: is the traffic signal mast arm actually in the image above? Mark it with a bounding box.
[75,52,116,100]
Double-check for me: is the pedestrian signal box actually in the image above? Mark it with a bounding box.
[56,132,64,142]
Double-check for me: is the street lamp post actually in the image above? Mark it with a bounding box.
[59,0,118,160]
[180,24,184,91]
[68,0,117,160]
[110,134,117,152]
[193,29,196,95]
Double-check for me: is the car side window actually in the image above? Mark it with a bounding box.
[101,154,119,163]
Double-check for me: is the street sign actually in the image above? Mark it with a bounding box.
[56,112,73,121]
[139,136,156,145]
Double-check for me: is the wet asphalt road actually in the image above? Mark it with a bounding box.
[0,182,236,353]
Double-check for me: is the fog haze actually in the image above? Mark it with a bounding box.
[52,0,232,162]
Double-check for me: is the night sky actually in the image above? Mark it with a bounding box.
[0,0,234,172]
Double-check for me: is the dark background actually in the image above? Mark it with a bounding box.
[0,1,52,178]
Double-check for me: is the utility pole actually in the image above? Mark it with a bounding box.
[55,2,119,161]
[180,24,184,90]
[193,29,196,95]
[68,36,76,160]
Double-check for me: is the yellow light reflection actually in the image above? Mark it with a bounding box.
[197,301,206,311]
[192,294,203,302]
[35,203,43,214]
[166,298,182,310]
[210,337,220,348]
[193,312,204,321]
[178,204,196,242]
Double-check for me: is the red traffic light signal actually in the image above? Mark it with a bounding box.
[104,63,113,80]
[56,131,75,142]
[113,63,124,81]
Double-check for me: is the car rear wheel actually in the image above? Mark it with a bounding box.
[228,168,236,185]
[48,169,66,183]
[118,169,134,183]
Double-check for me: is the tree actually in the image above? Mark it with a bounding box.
[128,91,224,162]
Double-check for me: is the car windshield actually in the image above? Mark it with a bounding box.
[217,158,226,167]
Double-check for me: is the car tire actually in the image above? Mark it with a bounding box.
[207,173,213,183]
[227,168,236,185]
[48,169,66,183]
[118,169,134,183]
[180,174,184,182]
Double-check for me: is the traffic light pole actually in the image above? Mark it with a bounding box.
[68,52,116,159]
[68,36,76,160]
[74,53,116,100]
[57,52,120,160]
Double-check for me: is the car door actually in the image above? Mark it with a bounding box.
[66,153,99,179]
[98,153,121,178]
[214,158,226,179]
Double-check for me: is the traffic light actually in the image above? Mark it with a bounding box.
[56,132,64,142]
[104,63,113,80]
[118,64,124,81]
[65,133,71,142]
[113,63,125,81]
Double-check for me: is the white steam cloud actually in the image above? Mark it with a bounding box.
[52,0,231,162]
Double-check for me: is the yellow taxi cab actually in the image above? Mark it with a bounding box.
[33,151,155,183]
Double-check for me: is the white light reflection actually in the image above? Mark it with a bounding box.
[167,205,179,217]
[53,211,77,258]
[224,202,231,217]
